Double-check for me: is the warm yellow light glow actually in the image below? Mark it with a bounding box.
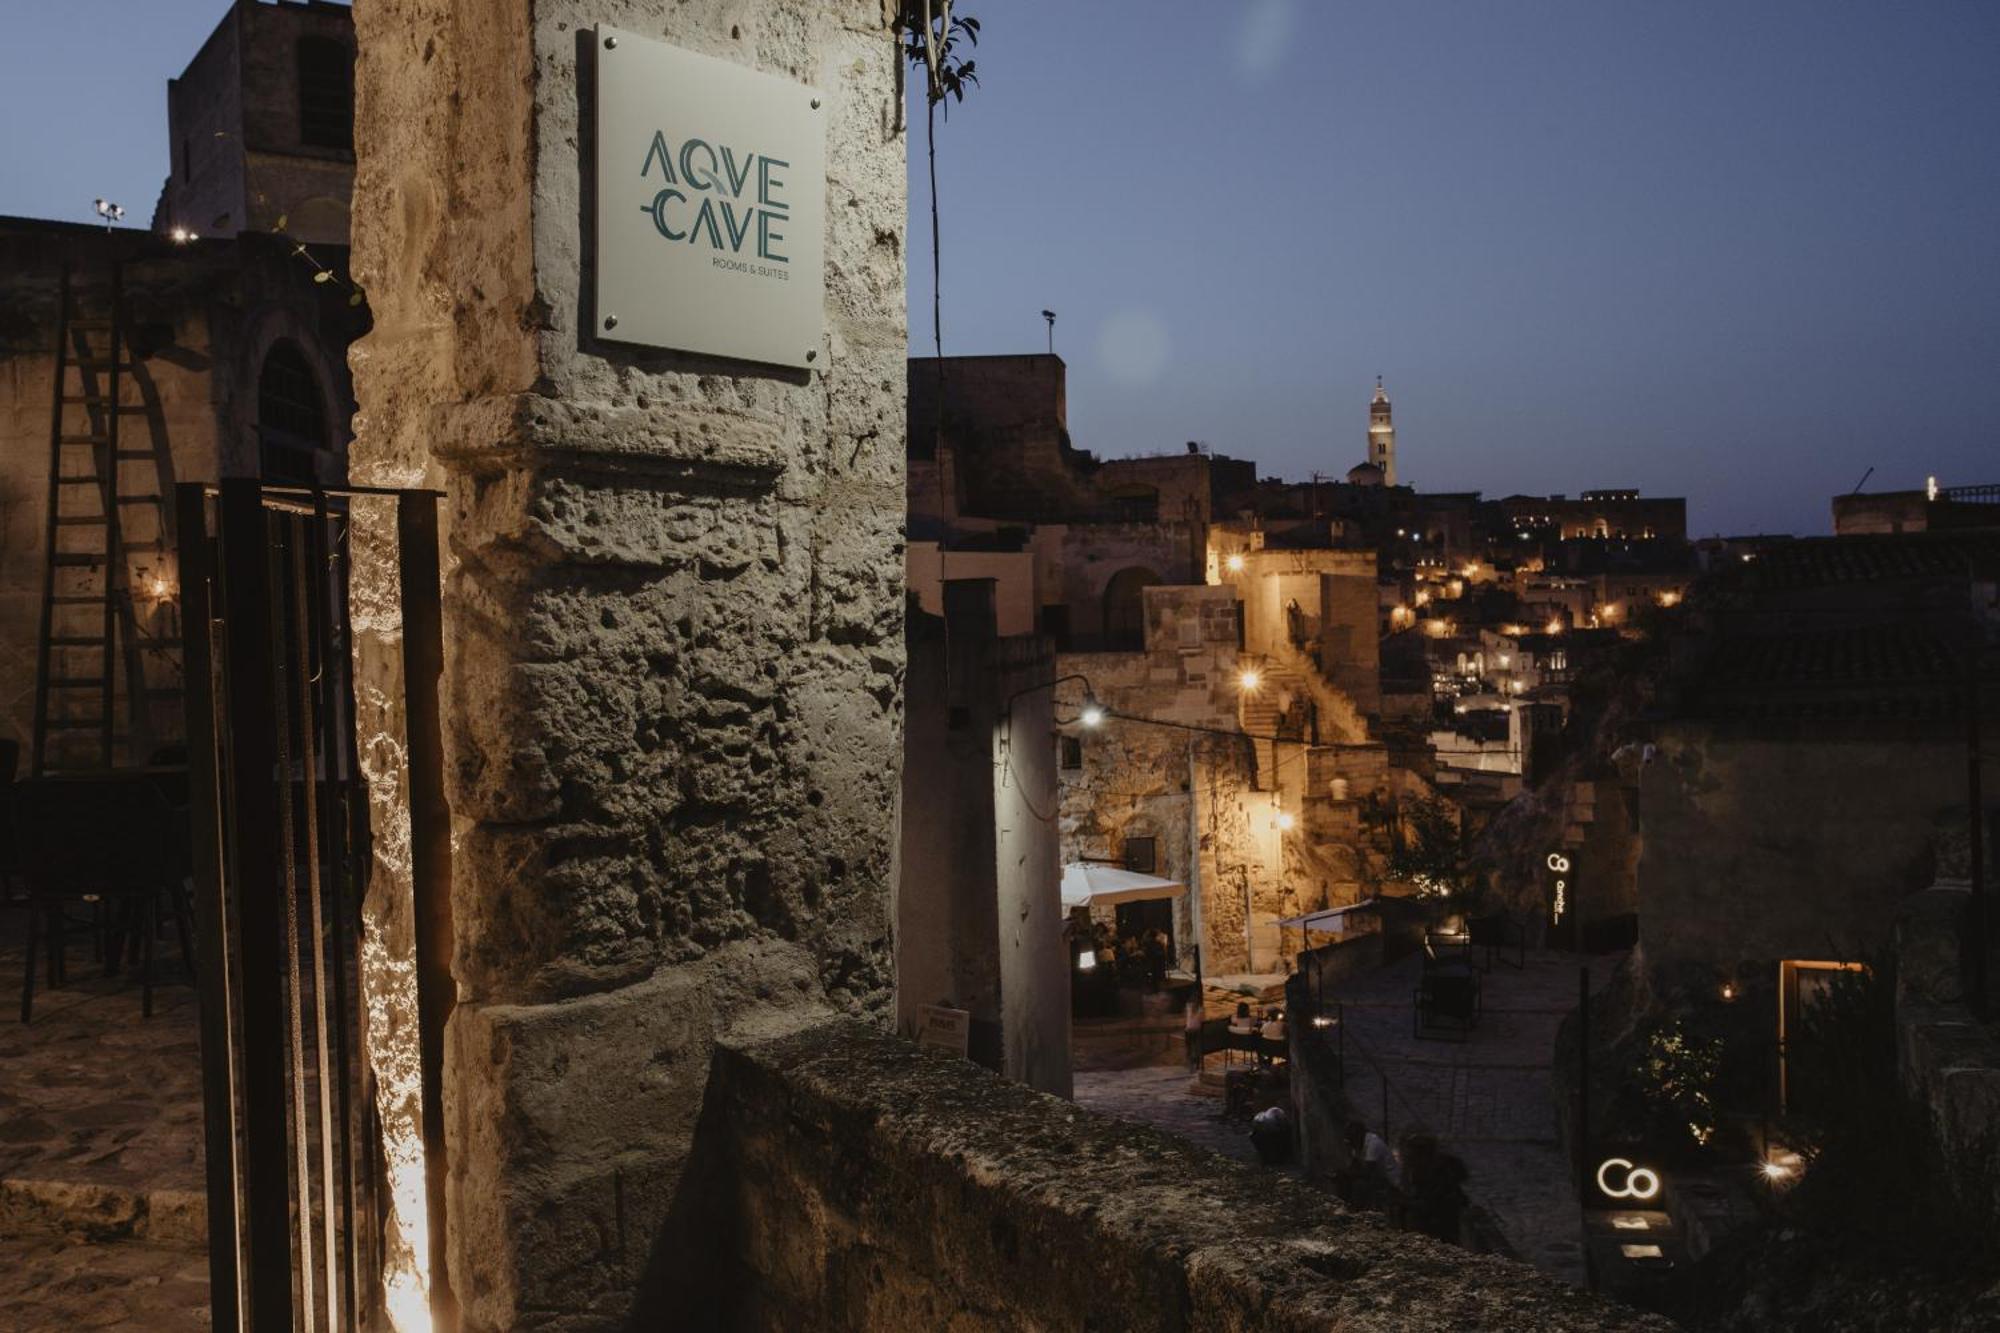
[1225,552,1246,573]
[385,1268,432,1333]
[1761,1160,1792,1182]
[1611,1215,1650,1231]
[1658,590,1682,608]
[1545,618,1564,635]
[1496,654,1510,668]
[1238,668,1261,691]
[1597,1157,1661,1201]
[1311,1015,1335,1029]
[1275,811,1296,832]
[1720,981,1738,1002]
[1414,589,1431,607]
[1079,704,1104,728]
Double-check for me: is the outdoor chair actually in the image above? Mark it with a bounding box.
[1220,1067,1260,1122]
[1467,913,1526,971]
[1423,931,1474,972]
[0,738,17,903]
[1224,1025,1261,1067]
[1414,970,1481,1041]
[16,775,194,1022]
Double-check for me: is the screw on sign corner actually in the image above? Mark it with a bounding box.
[603,315,619,331]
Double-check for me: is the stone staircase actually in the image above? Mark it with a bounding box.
[1236,663,1299,790]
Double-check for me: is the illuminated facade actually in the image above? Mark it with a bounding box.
[1368,376,1398,487]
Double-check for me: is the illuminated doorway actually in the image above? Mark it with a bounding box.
[1777,958,1867,1114]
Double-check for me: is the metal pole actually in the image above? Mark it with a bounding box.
[176,483,241,1333]
[1970,634,1987,1020]
[1577,965,1590,1199]
[218,478,294,1333]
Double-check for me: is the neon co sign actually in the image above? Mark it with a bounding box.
[1547,852,1571,923]
[1596,1157,1661,1201]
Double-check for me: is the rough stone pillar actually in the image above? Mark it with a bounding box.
[346,2,906,1327]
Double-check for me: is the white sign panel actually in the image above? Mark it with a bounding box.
[594,28,825,368]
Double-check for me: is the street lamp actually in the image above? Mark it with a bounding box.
[1237,667,1261,691]
[1225,553,1246,573]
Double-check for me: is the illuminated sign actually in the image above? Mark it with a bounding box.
[1595,1157,1661,1201]
[594,28,826,368]
[1547,852,1570,922]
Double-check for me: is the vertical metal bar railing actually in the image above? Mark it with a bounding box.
[187,481,444,1333]
[289,512,344,1333]
[176,484,242,1333]
[217,477,297,1332]
[268,516,321,1333]
[308,494,364,1332]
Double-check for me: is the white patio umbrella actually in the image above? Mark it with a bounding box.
[1060,863,1186,911]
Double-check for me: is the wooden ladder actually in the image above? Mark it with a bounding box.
[31,263,173,774]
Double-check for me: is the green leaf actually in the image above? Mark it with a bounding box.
[348,291,364,307]
[313,270,332,283]
[274,214,288,232]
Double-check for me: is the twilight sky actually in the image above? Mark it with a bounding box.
[1,2,1992,536]
[905,1,2000,537]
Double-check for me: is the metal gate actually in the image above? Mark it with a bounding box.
[177,478,454,1333]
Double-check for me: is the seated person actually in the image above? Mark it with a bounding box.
[1228,1001,1257,1034]
[1259,1010,1287,1042]
[1338,1119,1397,1210]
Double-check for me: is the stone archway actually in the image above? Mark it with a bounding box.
[1100,565,1161,649]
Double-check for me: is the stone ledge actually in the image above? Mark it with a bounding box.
[695,1020,1667,1331]
[432,394,791,481]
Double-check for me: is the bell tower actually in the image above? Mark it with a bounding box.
[1368,376,1396,486]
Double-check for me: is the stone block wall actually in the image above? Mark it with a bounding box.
[681,1018,1668,1331]
[347,1,906,1325]
[1637,724,1972,971]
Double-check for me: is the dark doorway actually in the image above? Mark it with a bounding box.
[1116,898,1174,951]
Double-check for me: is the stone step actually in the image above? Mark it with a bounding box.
[0,1175,207,1248]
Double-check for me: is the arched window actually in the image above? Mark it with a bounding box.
[259,340,327,482]
[1100,567,1160,650]
[297,36,354,150]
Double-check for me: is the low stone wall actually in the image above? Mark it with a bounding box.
[660,1017,1664,1331]
[1896,883,2000,1231]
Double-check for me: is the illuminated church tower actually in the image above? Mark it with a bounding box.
[1368,376,1397,487]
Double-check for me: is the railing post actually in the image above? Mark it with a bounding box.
[176,483,241,1333]
[216,478,294,1333]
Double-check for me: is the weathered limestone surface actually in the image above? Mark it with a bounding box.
[691,1019,1671,1331]
[347,1,905,1325]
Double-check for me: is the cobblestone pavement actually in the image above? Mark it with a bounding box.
[0,1224,210,1331]
[0,903,211,1329]
[1073,1057,1302,1176]
[0,904,205,1208]
[1328,948,1624,1286]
